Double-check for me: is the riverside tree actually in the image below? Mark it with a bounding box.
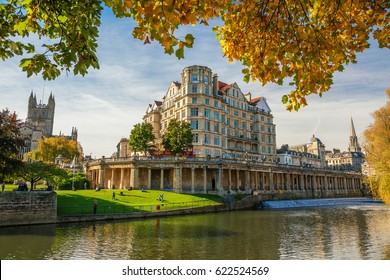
[363,88,390,204]
[129,122,155,155]
[162,119,193,156]
[0,108,25,182]
[1,0,389,110]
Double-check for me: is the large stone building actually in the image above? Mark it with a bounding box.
[278,135,327,168]
[19,92,78,161]
[325,118,365,172]
[89,66,363,198]
[142,65,277,161]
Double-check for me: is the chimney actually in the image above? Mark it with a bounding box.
[212,73,218,95]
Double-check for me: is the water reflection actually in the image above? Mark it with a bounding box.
[0,204,389,260]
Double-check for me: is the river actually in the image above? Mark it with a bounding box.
[1,203,390,260]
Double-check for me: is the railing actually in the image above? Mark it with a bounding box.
[57,199,218,216]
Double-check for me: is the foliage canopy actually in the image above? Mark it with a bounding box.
[162,119,193,156]
[0,108,24,182]
[129,122,155,155]
[29,136,81,163]
[363,89,390,204]
[1,0,389,109]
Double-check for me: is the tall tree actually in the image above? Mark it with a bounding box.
[29,136,81,163]
[129,123,155,155]
[162,119,193,156]
[363,88,390,203]
[0,108,25,182]
[17,161,65,191]
[1,1,389,109]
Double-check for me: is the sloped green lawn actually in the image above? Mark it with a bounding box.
[56,189,223,216]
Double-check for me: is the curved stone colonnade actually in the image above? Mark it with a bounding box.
[86,157,363,198]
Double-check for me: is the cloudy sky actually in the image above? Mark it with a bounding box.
[1,9,390,157]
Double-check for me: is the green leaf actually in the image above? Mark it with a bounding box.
[281,95,289,104]
[175,48,184,59]
[185,34,194,48]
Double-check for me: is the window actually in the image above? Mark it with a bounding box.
[191,108,198,116]
[261,125,265,132]
[192,97,197,104]
[191,120,198,130]
[205,87,209,94]
[233,100,236,107]
[214,123,219,132]
[205,98,209,105]
[182,110,185,118]
[268,126,272,133]
[193,133,199,143]
[226,118,231,125]
[242,112,246,118]
[205,121,210,131]
[214,136,219,145]
[227,129,231,136]
[234,130,238,137]
[234,120,239,128]
[221,126,225,134]
[221,114,225,122]
[221,138,226,147]
[234,110,238,116]
[261,116,265,122]
[204,75,209,83]
[192,74,198,82]
[192,85,197,93]
[242,122,247,129]
[204,134,210,144]
[204,108,210,118]
[214,100,218,107]
[213,111,219,120]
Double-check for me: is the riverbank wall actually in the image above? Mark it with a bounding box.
[0,190,367,227]
[0,191,57,226]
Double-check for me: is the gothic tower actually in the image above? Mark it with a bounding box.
[348,117,361,153]
[26,91,55,136]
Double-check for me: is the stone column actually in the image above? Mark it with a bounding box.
[269,169,274,191]
[111,169,115,189]
[203,166,207,193]
[191,167,195,193]
[130,167,138,189]
[228,168,232,192]
[246,169,250,192]
[147,168,151,189]
[160,169,164,190]
[119,168,124,189]
[236,168,240,190]
[218,166,223,193]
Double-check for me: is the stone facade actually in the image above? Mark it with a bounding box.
[142,65,277,161]
[86,157,363,198]
[0,191,57,226]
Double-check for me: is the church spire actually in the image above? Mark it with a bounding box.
[348,117,361,153]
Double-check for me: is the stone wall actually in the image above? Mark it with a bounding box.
[0,191,57,227]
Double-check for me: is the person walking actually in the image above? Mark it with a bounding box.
[1,182,5,192]
[93,201,98,214]
[112,191,116,200]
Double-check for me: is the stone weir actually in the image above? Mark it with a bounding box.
[86,156,363,199]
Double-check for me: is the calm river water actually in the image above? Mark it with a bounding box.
[1,203,390,260]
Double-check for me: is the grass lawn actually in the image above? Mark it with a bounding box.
[56,189,223,216]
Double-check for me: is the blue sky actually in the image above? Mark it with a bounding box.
[1,10,390,157]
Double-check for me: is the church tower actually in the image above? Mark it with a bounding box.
[348,117,361,153]
[26,91,55,137]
